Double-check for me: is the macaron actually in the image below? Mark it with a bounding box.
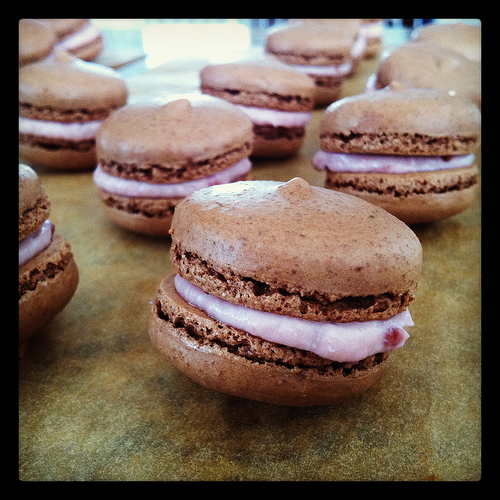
[265,25,361,106]
[19,50,128,170]
[367,41,481,107]
[149,177,422,406]
[42,19,103,61]
[411,22,481,63]
[19,19,56,66]
[200,59,315,157]
[312,87,481,224]
[93,95,254,236]
[19,164,79,355]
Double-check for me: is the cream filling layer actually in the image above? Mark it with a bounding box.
[174,274,413,363]
[19,219,55,267]
[235,104,312,127]
[19,116,103,141]
[56,22,102,51]
[93,157,252,198]
[313,151,476,174]
[288,61,353,77]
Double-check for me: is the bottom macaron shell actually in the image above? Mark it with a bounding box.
[324,165,479,224]
[312,77,343,107]
[252,125,306,157]
[19,234,79,349]
[149,275,389,406]
[19,141,97,170]
[97,189,180,237]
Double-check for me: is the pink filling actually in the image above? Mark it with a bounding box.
[93,157,252,198]
[19,116,103,140]
[289,61,353,77]
[19,219,55,267]
[55,22,101,51]
[313,151,475,174]
[235,105,312,127]
[174,274,412,363]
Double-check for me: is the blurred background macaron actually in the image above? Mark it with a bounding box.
[42,19,103,61]
[19,50,128,170]
[265,24,359,107]
[313,87,481,224]
[200,59,315,157]
[360,19,385,58]
[93,95,254,236]
[411,21,481,63]
[367,41,481,107]
[19,164,79,356]
[19,19,56,66]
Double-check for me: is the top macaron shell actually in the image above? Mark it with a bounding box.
[320,88,481,155]
[95,96,253,176]
[19,19,56,66]
[375,42,481,107]
[19,50,128,112]
[200,60,315,111]
[266,25,354,65]
[170,178,422,308]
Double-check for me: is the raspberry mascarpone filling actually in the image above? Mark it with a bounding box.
[289,61,353,77]
[313,151,476,174]
[55,22,102,52]
[93,157,252,198]
[19,219,55,267]
[19,116,103,141]
[174,274,413,363]
[235,105,312,128]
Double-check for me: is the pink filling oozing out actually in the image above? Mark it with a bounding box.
[19,116,103,141]
[174,274,413,363]
[312,151,476,174]
[235,105,312,127]
[19,219,55,267]
[93,157,252,198]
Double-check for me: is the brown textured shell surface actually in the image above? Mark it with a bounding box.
[169,178,422,300]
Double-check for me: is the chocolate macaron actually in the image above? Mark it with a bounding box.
[266,25,362,106]
[19,50,128,170]
[313,87,481,224]
[19,164,79,354]
[149,177,422,406]
[200,59,314,157]
[93,95,254,236]
[367,41,481,107]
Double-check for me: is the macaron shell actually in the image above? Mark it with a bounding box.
[200,60,315,111]
[324,165,479,224]
[19,50,128,111]
[169,179,422,300]
[96,97,253,169]
[19,234,79,346]
[149,275,388,406]
[18,141,99,170]
[376,42,481,107]
[320,88,481,154]
[19,19,56,66]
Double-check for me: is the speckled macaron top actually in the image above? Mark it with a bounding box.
[170,177,422,321]
[319,87,481,155]
[19,50,128,114]
[411,22,481,62]
[266,25,355,65]
[200,59,315,111]
[375,42,481,107]
[96,96,253,182]
[19,164,50,241]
